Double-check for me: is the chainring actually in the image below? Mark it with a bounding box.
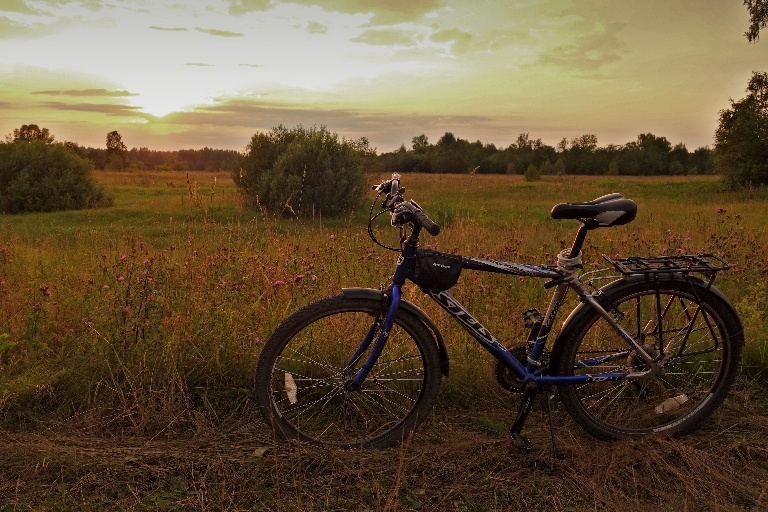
[495,343,549,393]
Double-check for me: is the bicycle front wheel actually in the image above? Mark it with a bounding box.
[255,295,442,448]
[552,276,743,439]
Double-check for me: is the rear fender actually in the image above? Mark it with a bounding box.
[551,274,741,367]
[342,287,449,377]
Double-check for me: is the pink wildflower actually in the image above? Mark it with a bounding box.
[272,280,285,288]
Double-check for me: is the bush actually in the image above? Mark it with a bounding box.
[0,141,113,213]
[236,125,368,218]
[524,163,541,181]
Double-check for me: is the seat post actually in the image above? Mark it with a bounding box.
[568,221,597,258]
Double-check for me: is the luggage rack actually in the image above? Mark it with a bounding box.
[603,253,732,276]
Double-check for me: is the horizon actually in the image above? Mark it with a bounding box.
[2,1,766,154]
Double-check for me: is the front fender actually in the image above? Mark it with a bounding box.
[342,287,449,377]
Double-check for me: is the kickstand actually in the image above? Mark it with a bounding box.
[508,382,537,453]
[545,389,563,459]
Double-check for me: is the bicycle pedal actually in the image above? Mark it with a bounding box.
[508,432,533,453]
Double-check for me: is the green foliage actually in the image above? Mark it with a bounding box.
[715,71,768,187]
[106,131,127,171]
[374,131,711,177]
[6,124,55,144]
[0,139,113,213]
[524,163,541,181]
[744,0,768,42]
[237,125,368,218]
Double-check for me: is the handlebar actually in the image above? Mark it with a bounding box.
[394,201,440,236]
[371,173,440,237]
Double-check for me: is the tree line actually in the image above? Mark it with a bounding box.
[64,131,242,173]
[372,132,715,177]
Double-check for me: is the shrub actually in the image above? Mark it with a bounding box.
[0,140,113,213]
[236,125,368,218]
[524,163,541,181]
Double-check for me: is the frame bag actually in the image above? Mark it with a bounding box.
[411,249,463,293]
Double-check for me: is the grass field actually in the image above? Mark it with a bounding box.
[1,170,767,510]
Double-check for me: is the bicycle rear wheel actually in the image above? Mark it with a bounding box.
[552,276,743,439]
[255,295,442,448]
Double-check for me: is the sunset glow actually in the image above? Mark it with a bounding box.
[1,0,766,152]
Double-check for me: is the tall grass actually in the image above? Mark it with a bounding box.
[0,171,766,434]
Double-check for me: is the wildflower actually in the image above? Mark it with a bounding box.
[117,275,125,283]
[716,208,726,214]
[40,286,52,297]
[143,258,152,268]
[255,336,263,344]
[102,284,110,290]
[329,234,336,240]
[121,255,128,262]
[294,274,305,283]
[32,303,42,312]
[272,280,285,288]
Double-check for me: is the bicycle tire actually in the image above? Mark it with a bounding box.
[255,294,442,448]
[551,275,743,439]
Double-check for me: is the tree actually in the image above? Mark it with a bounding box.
[715,71,768,186]
[411,134,429,153]
[106,130,128,170]
[745,0,768,42]
[7,124,54,144]
[0,132,113,213]
[237,125,367,218]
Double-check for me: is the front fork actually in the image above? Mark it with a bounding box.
[344,234,420,390]
[344,285,402,390]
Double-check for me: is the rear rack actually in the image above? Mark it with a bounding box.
[603,254,731,276]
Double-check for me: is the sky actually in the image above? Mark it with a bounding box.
[1,0,766,154]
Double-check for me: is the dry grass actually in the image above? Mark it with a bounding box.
[1,386,767,510]
[1,171,768,509]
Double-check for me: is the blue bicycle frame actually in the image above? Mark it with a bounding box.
[344,225,661,392]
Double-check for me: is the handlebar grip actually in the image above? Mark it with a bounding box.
[413,209,440,236]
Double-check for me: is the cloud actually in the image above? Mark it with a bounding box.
[38,101,150,119]
[147,96,499,151]
[0,10,115,40]
[30,89,137,97]
[535,22,628,73]
[352,28,420,47]
[185,63,214,67]
[194,27,245,37]
[227,0,271,17]
[227,0,443,24]
[291,0,444,24]
[0,0,45,15]
[306,21,327,34]
[239,63,264,68]
[430,28,473,54]
[149,25,188,32]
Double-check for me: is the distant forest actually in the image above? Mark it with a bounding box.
[72,130,715,177]
[371,132,715,177]
[70,145,243,172]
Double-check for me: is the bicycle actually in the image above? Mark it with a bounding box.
[255,173,744,453]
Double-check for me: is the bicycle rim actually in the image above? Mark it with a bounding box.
[557,280,741,438]
[261,298,437,447]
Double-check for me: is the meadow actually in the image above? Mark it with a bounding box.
[1,170,767,510]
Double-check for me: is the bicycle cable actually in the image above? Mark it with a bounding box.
[367,192,405,252]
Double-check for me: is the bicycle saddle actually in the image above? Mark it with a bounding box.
[550,193,637,227]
